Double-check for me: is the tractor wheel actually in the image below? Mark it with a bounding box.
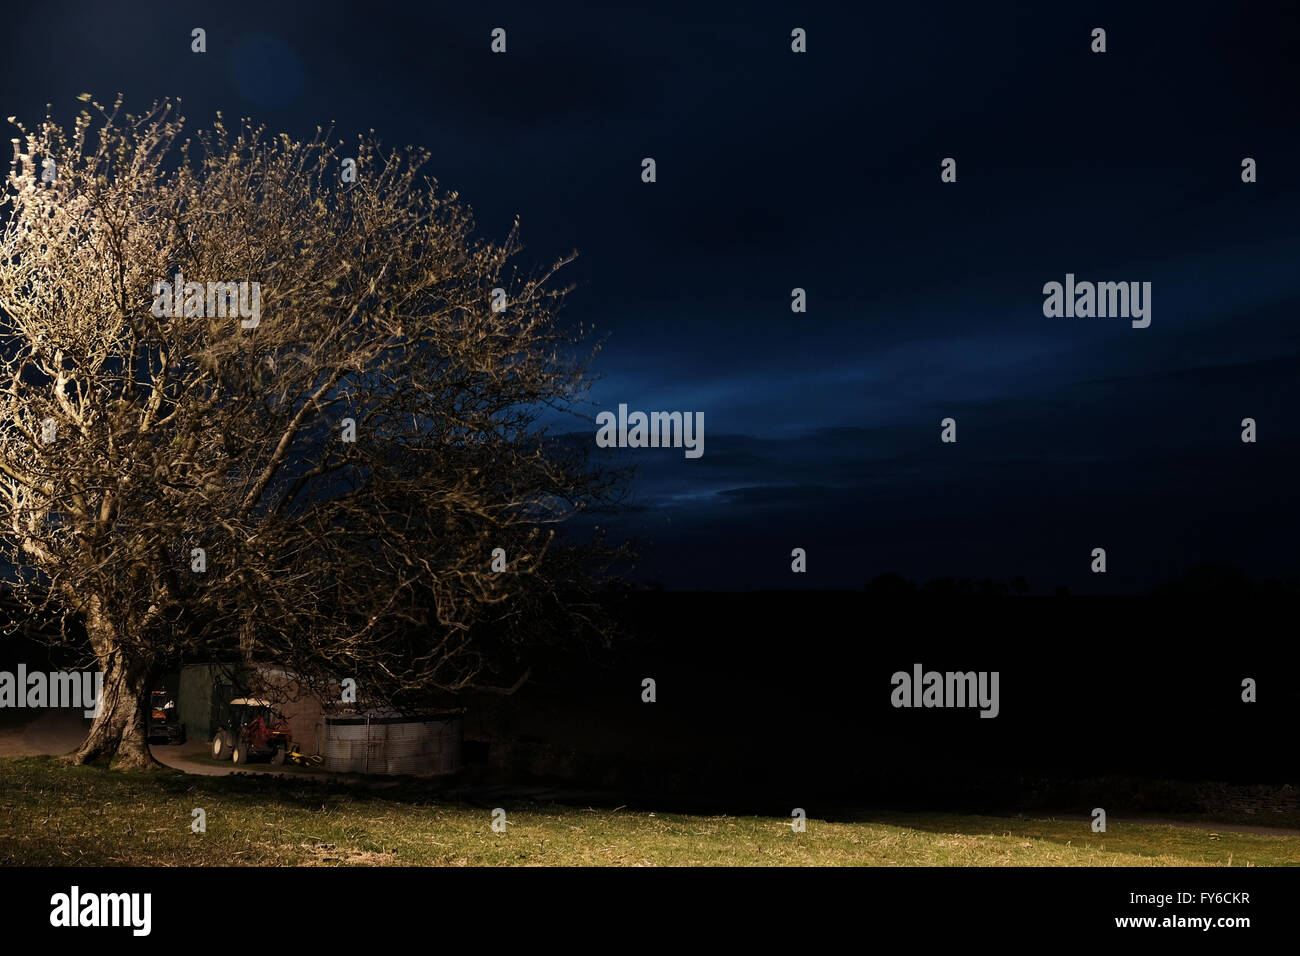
[211,730,233,760]
[271,746,286,766]
[232,739,251,765]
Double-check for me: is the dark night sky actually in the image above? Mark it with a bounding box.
[4,1,1298,592]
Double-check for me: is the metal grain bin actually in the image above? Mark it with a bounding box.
[317,709,464,775]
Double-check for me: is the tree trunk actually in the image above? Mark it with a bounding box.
[67,602,161,770]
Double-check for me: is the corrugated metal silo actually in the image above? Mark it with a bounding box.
[316,709,464,775]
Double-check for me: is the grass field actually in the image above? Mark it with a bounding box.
[1,757,1297,866]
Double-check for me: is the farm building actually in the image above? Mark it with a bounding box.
[178,662,328,754]
[176,662,464,775]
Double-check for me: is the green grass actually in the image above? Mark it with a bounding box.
[1,756,1296,866]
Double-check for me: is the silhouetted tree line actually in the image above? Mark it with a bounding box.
[861,563,1300,599]
[864,572,1029,598]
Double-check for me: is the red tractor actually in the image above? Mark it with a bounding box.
[210,698,292,765]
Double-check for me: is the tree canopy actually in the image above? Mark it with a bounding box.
[0,97,626,767]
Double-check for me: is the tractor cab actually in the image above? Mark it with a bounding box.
[211,697,291,765]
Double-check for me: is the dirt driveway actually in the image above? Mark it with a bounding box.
[0,709,88,757]
[151,737,305,777]
[0,710,295,777]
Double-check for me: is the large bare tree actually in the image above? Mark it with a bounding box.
[0,97,624,769]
